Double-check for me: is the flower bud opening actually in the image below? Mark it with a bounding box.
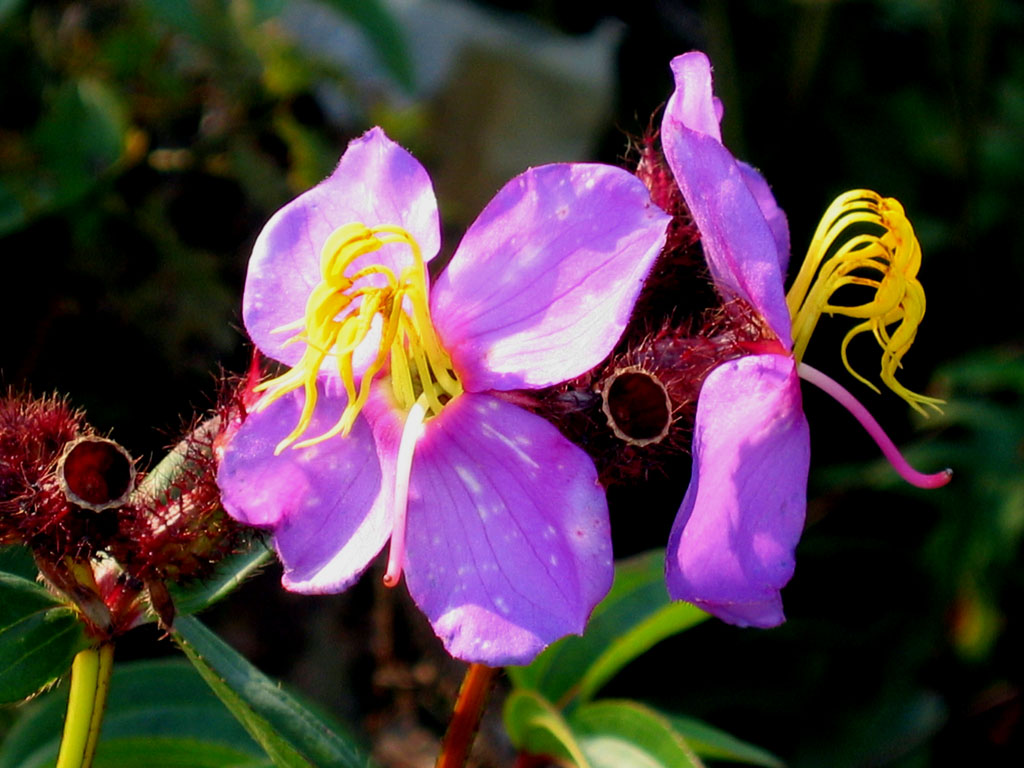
[58,437,136,511]
[601,366,673,447]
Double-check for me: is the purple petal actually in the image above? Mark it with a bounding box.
[666,354,810,627]
[217,383,393,594]
[430,164,669,392]
[738,162,790,276]
[401,393,613,665]
[663,52,793,348]
[667,52,722,142]
[244,127,441,371]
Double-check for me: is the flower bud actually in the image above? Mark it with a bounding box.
[57,437,136,512]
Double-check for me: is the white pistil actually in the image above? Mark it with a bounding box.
[383,394,429,587]
[797,362,951,489]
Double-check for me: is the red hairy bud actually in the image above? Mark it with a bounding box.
[0,391,111,558]
[0,378,253,636]
[629,128,709,326]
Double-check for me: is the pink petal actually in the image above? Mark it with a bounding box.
[430,164,669,392]
[663,52,793,347]
[401,393,613,665]
[666,354,810,627]
[217,384,394,594]
[244,127,441,371]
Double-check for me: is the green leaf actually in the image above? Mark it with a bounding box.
[571,700,704,768]
[31,78,130,209]
[322,0,414,90]
[0,179,26,236]
[0,573,90,704]
[666,716,784,767]
[510,550,708,706]
[142,0,214,43]
[0,545,38,580]
[273,112,338,192]
[503,689,590,768]
[169,543,272,617]
[173,615,373,768]
[0,658,270,768]
[89,738,272,768]
[0,0,24,24]
[0,76,132,235]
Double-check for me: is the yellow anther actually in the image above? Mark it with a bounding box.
[786,190,943,416]
[256,223,462,453]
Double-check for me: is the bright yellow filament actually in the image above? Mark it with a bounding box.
[256,222,462,452]
[786,190,943,416]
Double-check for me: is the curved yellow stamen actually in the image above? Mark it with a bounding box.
[256,223,462,452]
[786,190,943,416]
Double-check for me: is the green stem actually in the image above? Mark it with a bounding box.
[56,644,115,768]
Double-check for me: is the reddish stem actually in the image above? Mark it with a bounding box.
[436,664,496,768]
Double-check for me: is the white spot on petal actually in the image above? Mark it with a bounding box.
[481,423,538,467]
[455,465,483,495]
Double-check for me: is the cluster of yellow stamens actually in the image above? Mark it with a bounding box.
[785,190,943,416]
[256,222,462,453]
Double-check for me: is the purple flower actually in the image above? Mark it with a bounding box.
[660,52,950,627]
[217,127,670,663]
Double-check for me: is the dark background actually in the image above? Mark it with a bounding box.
[1,1,1022,765]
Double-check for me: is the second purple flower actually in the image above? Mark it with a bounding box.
[656,52,950,628]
